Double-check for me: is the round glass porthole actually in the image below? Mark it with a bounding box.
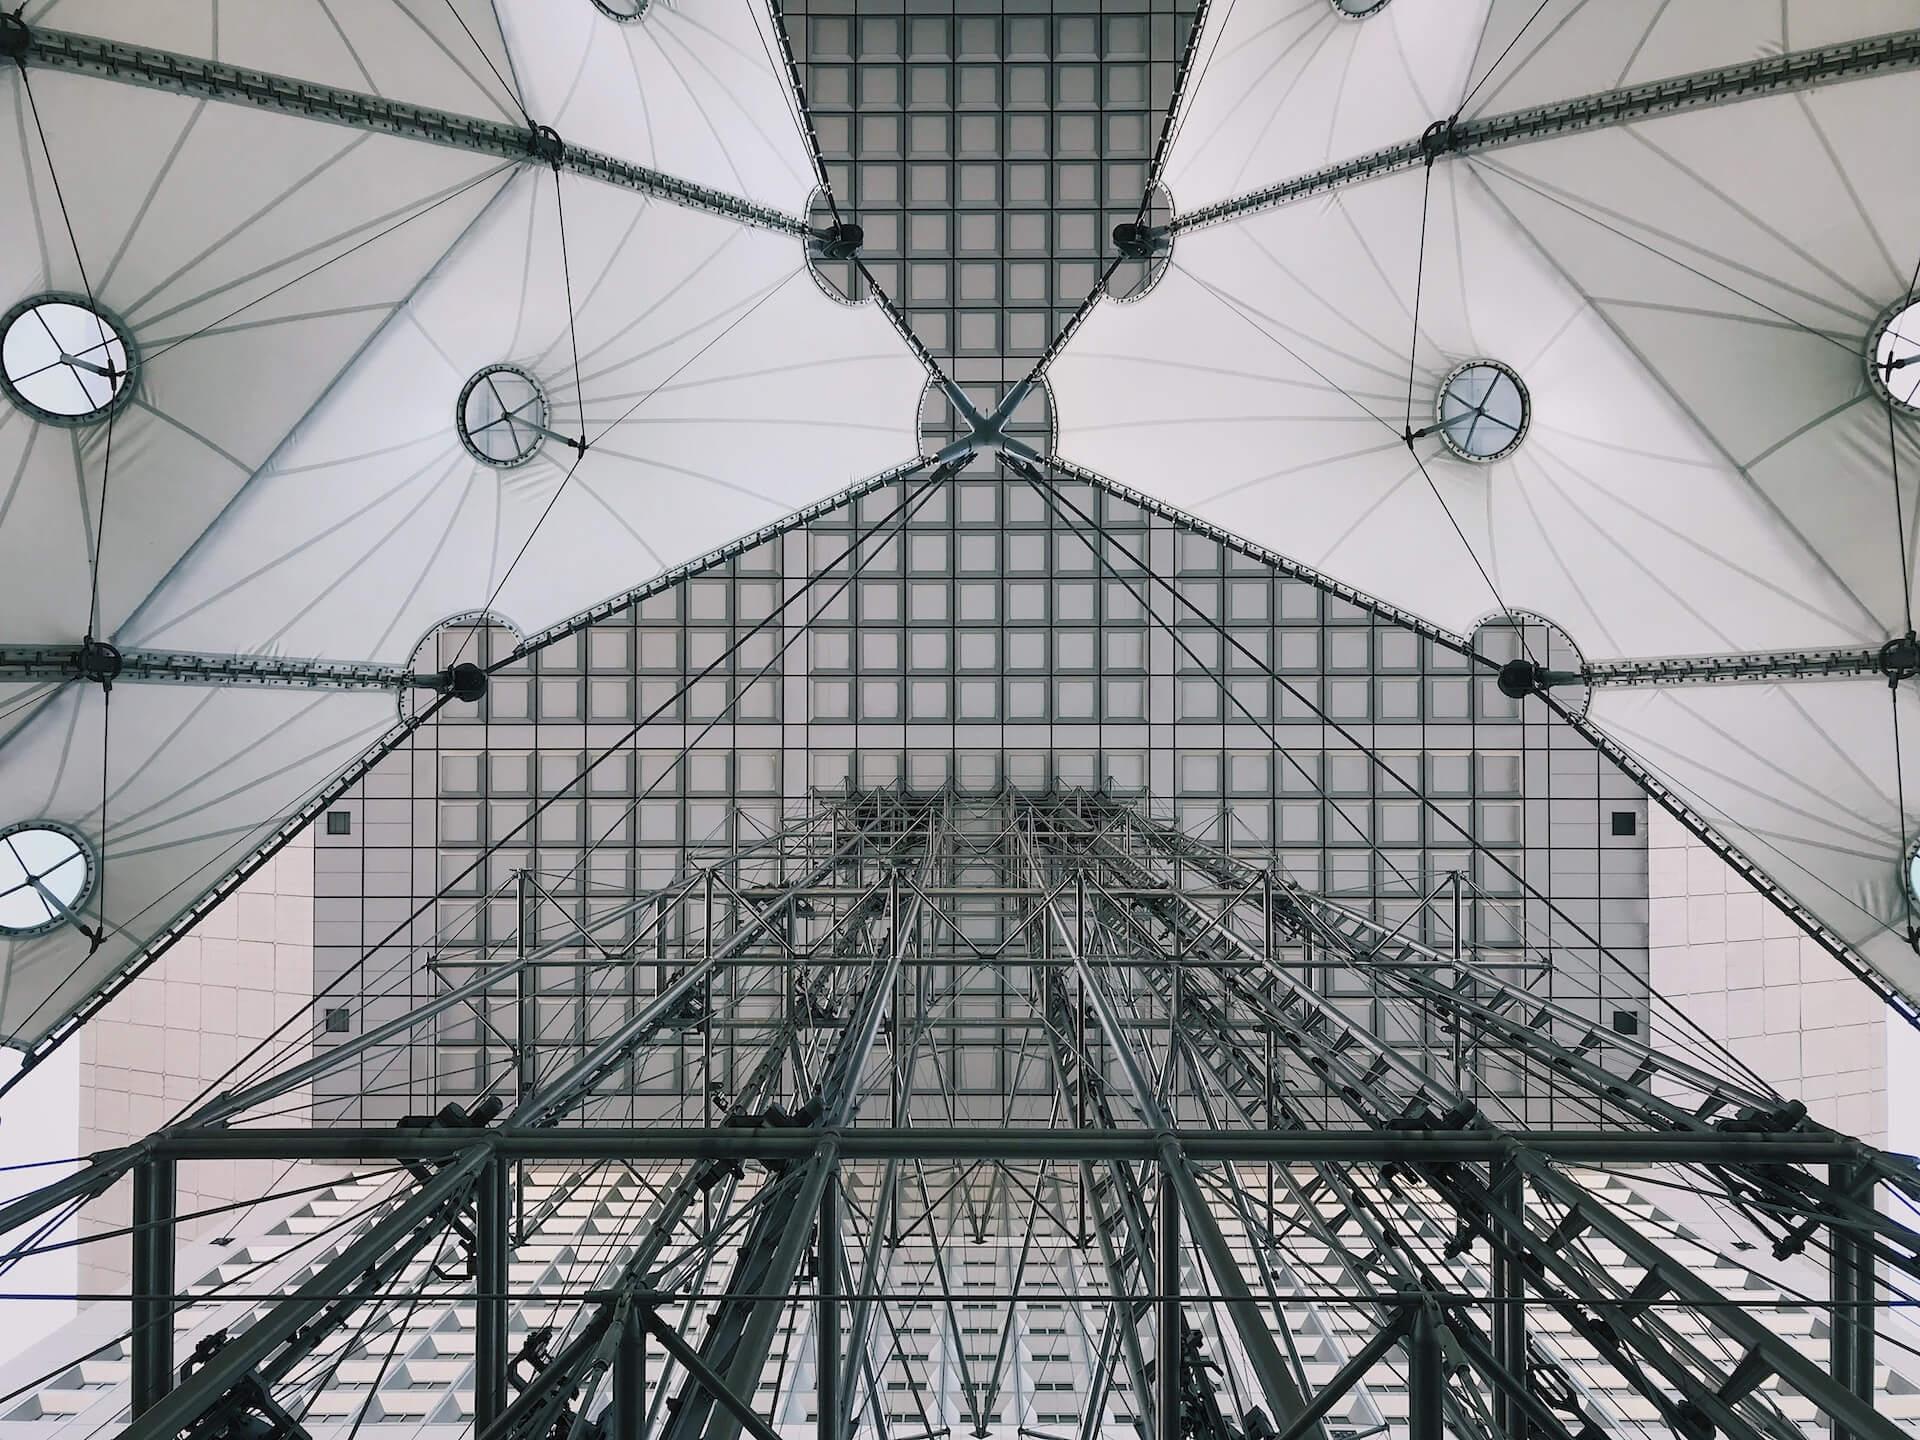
[1868,297,1920,414]
[590,0,649,20]
[0,821,96,937]
[1435,359,1530,463]
[1330,0,1392,16]
[456,364,549,469]
[1905,840,1920,912]
[0,293,137,426]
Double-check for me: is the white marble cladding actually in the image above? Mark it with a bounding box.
[76,831,316,1293]
[1648,808,1886,1145]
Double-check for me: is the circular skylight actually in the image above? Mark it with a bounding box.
[590,0,649,20]
[1107,183,1175,305]
[0,821,96,937]
[1869,297,1920,414]
[457,364,550,469]
[0,293,137,425]
[1330,0,1392,16]
[1435,359,1530,463]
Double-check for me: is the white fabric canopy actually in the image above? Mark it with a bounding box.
[0,0,923,1045]
[1056,0,1920,1004]
[3,0,1920,1045]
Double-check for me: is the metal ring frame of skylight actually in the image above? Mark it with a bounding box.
[0,819,96,937]
[1434,358,1530,464]
[588,0,649,22]
[1869,295,1920,415]
[0,291,138,427]
[456,363,551,469]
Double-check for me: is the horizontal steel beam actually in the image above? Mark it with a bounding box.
[145,1126,1878,1166]
[0,643,472,694]
[1174,26,1920,232]
[1580,643,1897,688]
[19,23,806,236]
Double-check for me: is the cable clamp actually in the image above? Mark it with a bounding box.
[1420,114,1460,164]
[528,124,565,168]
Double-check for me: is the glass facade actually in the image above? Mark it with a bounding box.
[312,475,1649,1122]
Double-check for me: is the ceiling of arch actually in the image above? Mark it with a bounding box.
[1,0,1918,1050]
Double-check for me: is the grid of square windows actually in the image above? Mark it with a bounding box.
[311,477,1649,1122]
[790,3,1193,363]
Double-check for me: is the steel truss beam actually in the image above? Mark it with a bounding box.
[1017,817,1322,1440]
[0,642,481,695]
[1578,644,1898,688]
[115,1127,1873,1166]
[14,22,807,234]
[1173,27,1920,232]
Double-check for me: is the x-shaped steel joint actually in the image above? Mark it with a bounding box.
[932,376,1044,464]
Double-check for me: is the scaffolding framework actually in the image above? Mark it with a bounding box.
[3,791,1916,1440]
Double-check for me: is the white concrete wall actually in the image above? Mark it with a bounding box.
[76,831,315,1292]
[1648,808,1887,1144]
[0,1046,78,1367]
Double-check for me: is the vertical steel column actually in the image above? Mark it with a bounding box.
[1450,871,1464,1087]
[1832,1161,1876,1440]
[1490,1157,1526,1440]
[514,869,535,1242]
[130,1157,176,1418]
[1158,1165,1181,1440]
[516,869,536,1101]
[1407,1305,1443,1440]
[818,1177,840,1440]
[615,1314,646,1440]
[475,1155,511,1433]
[1042,855,1319,1440]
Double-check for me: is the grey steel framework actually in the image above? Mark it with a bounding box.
[6,9,1920,1440]
[305,470,1646,1131]
[13,23,807,234]
[1169,27,1920,233]
[3,791,1916,1440]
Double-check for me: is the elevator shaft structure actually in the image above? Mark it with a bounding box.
[4,791,1916,1440]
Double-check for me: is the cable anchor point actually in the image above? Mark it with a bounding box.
[1112,222,1171,260]
[76,635,122,693]
[1880,630,1919,684]
[1420,114,1460,165]
[808,221,865,261]
[0,12,29,62]
[528,125,565,169]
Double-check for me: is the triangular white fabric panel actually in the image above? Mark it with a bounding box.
[126,170,921,660]
[1164,0,1481,212]
[21,0,527,123]
[496,0,817,214]
[0,683,396,1043]
[1590,679,1920,1000]
[1464,0,1920,119]
[1052,164,1869,659]
[0,68,511,641]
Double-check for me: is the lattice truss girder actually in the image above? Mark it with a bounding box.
[4,793,1920,1440]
